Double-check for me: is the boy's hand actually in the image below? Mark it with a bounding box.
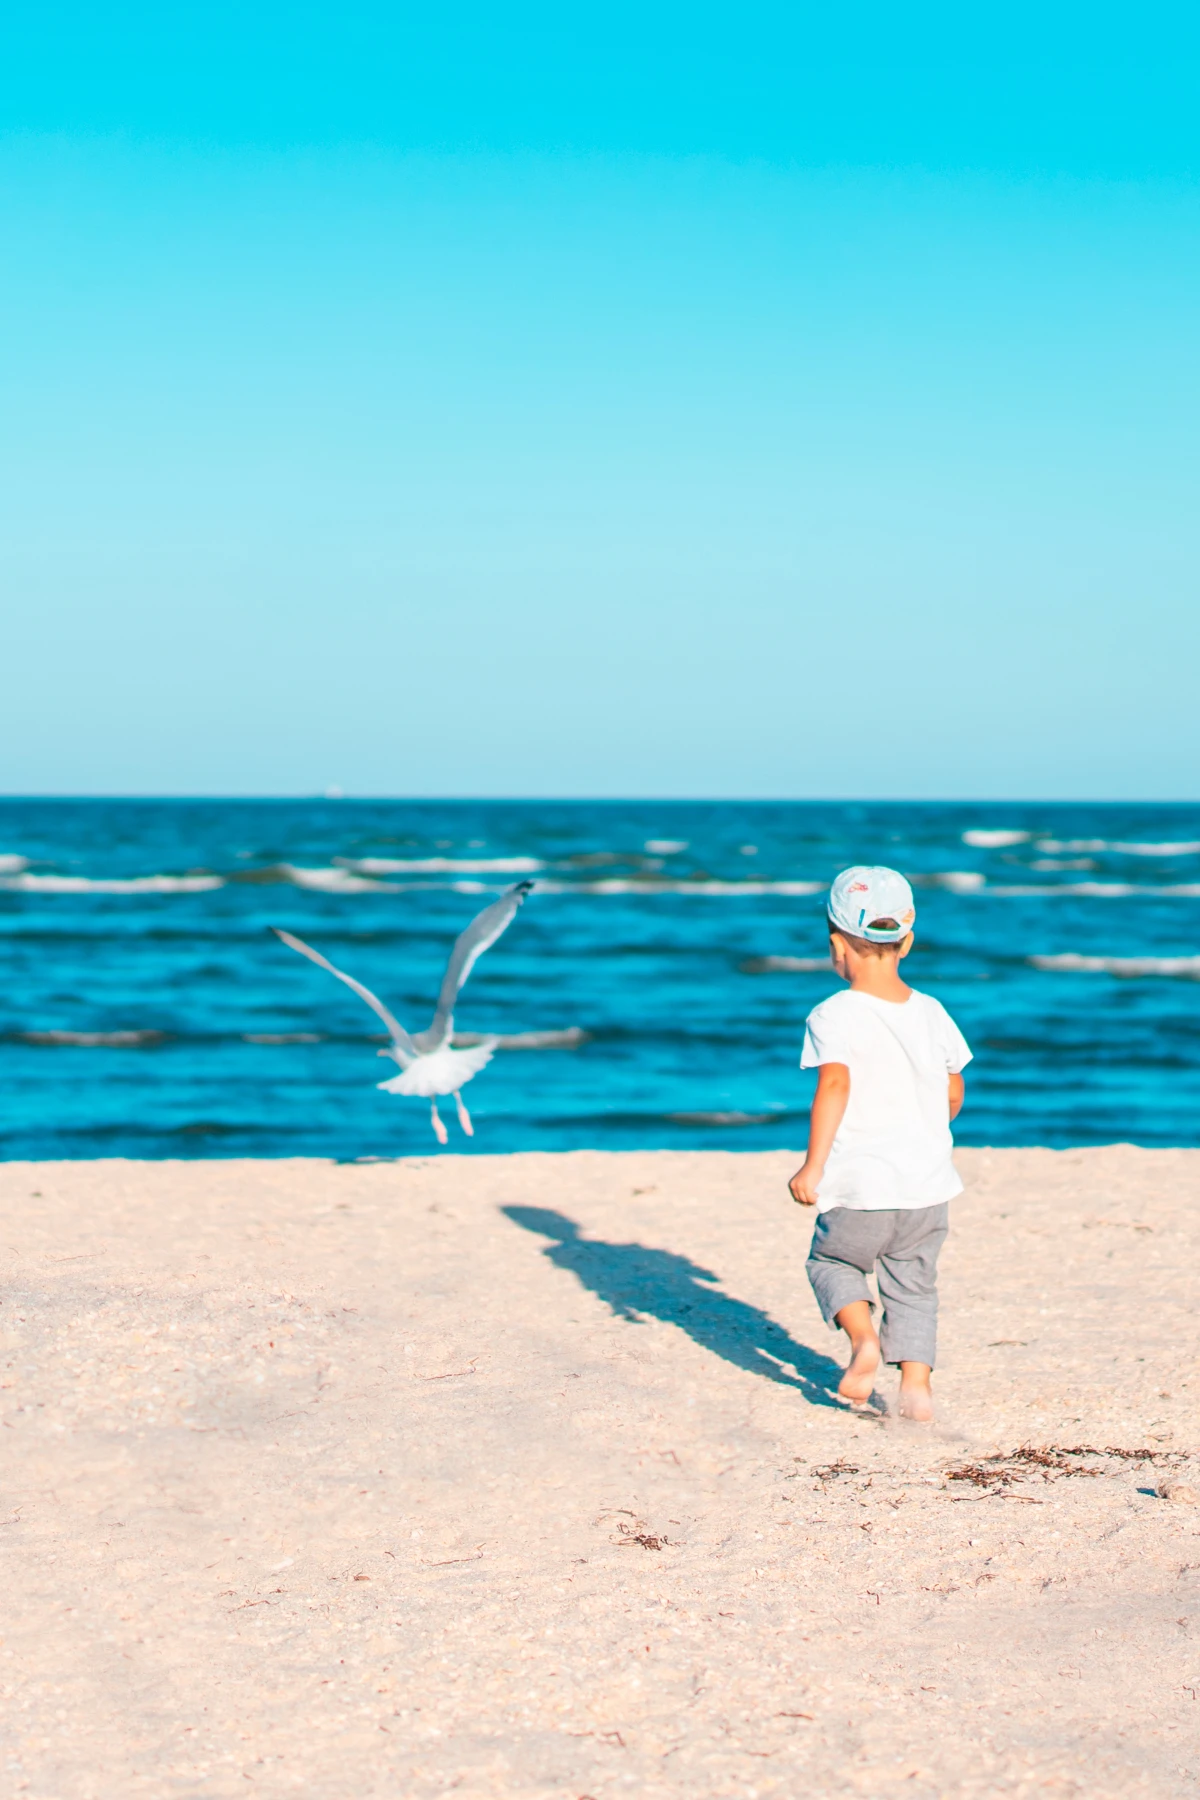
[788,1162,823,1207]
[791,1065,846,1209]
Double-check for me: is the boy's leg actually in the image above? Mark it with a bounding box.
[832,1299,881,1402]
[874,1203,949,1420]
[896,1361,934,1421]
[806,1209,895,1403]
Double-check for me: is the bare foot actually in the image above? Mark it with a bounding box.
[898,1376,934,1421]
[837,1335,880,1403]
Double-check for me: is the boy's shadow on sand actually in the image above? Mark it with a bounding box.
[502,1206,853,1410]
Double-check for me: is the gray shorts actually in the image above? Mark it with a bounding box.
[806,1202,949,1368]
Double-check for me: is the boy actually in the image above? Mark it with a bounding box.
[788,866,971,1420]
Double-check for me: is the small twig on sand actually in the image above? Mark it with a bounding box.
[615,1522,672,1550]
[811,1460,860,1482]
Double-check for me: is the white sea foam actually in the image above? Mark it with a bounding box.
[1034,839,1108,854]
[0,854,29,874]
[0,873,225,894]
[739,956,831,974]
[1029,954,1200,980]
[452,1027,590,1050]
[15,862,1196,904]
[262,875,825,897]
[279,865,390,893]
[924,871,987,892]
[535,878,826,896]
[1035,839,1200,856]
[644,840,688,854]
[682,880,825,896]
[243,1032,324,1044]
[19,1029,167,1046]
[340,857,542,875]
[962,830,1030,848]
[267,875,827,898]
[667,1110,780,1126]
[1114,841,1200,855]
[991,883,1138,897]
[989,883,1200,897]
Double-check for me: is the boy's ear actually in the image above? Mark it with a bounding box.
[897,932,914,958]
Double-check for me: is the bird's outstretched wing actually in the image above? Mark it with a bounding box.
[271,927,417,1059]
[416,881,533,1052]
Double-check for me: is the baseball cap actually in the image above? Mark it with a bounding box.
[827,866,916,943]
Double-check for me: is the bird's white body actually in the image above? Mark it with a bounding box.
[376,1038,496,1098]
[271,882,532,1143]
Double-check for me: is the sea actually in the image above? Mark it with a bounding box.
[1,798,1198,1160]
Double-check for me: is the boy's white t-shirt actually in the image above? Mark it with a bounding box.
[800,988,972,1213]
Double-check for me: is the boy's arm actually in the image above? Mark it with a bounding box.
[949,1072,965,1120]
[788,1062,850,1206]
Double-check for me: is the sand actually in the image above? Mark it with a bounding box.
[2,1147,1198,1798]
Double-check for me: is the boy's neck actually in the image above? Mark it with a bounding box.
[847,961,912,1002]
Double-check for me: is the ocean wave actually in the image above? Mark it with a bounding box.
[3,864,819,898]
[534,878,826,896]
[237,865,496,894]
[339,856,543,875]
[644,839,689,854]
[961,829,1030,848]
[235,1027,587,1050]
[0,854,30,874]
[452,1027,591,1050]
[1029,953,1200,980]
[1117,841,1200,855]
[275,864,391,893]
[1035,839,1200,856]
[919,871,987,892]
[667,1110,790,1126]
[989,883,1200,898]
[242,1032,324,1044]
[3,864,1197,903]
[17,1029,168,1047]
[739,955,831,974]
[0,873,225,893]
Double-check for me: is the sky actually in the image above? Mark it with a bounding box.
[3,2,1199,799]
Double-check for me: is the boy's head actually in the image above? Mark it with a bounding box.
[826,865,916,959]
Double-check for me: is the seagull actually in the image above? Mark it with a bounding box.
[271,881,533,1143]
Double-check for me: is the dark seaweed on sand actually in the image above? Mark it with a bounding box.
[944,1443,1187,1488]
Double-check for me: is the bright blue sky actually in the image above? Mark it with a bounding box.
[3,3,1199,797]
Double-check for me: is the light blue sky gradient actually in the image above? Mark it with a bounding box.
[3,4,1199,797]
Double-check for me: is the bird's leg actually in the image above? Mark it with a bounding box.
[453,1090,474,1137]
[429,1100,448,1145]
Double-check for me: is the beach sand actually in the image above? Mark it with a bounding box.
[2,1147,1198,1798]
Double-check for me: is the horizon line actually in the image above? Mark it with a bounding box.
[1,793,1198,808]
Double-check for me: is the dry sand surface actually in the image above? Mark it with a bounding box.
[2,1147,1199,1799]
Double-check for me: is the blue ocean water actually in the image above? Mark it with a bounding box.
[1,798,1198,1159]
